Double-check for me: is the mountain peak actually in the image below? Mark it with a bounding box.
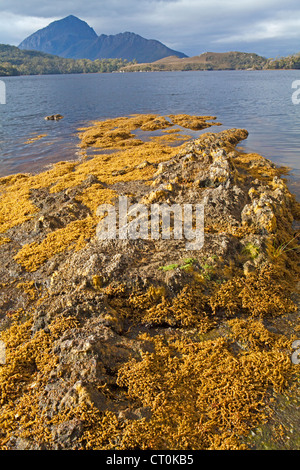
[59,15,89,24]
[19,15,98,57]
[63,15,79,20]
[18,16,187,63]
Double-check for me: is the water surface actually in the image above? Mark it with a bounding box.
[0,70,299,198]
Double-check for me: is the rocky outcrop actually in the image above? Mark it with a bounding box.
[0,114,299,450]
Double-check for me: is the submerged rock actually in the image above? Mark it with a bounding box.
[44,114,64,121]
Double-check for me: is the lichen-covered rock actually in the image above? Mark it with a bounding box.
[0,114,299,450]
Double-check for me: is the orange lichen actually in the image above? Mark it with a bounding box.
[0,308,294,450]
[114,326,294,450]
[16,281,38,301]
[49,141,181,193]
[0,182,38,233]
[0,237,11,246]
[126,284,214,331]
[75,185,117,214]
[14,217,98,272]
[0,312,81,446]
[168,114,222,130]
[210,264,298,317]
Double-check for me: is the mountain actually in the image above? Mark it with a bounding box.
[19,15,187,63]
[120,51,269,71]
[19,15,98,57]
[74,32,187,62]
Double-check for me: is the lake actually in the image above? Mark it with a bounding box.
[0,70,300,199]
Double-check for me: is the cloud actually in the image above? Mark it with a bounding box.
[0,0,300,56]
[214,13,300,44]
[0,12,55,45]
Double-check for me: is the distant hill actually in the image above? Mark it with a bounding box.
[18,15,188,63]
[121,51,269,71]
[0,44,133,76]
[1,33,299,77]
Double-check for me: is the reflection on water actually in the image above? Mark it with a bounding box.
[0,70,300,200]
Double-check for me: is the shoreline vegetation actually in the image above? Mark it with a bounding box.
[0,113,300,450]
[120,51,300,72]
[1,45,300,76]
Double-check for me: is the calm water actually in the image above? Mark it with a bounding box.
[0,70,300,199]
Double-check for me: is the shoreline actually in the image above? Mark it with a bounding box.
[1,67,300,78]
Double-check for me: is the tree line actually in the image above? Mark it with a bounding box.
[1,44,300,76]
[266,54,300,69]
[0,45,136,76]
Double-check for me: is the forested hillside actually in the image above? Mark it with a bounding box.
[0,44,134,76]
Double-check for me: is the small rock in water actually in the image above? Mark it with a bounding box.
[44,114,64,121]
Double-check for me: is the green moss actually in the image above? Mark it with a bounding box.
[158,263,179,271]
[242,243,260,259]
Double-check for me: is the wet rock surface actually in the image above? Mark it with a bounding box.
[44,114,64,121]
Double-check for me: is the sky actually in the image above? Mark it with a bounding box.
[0,0,300,58]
